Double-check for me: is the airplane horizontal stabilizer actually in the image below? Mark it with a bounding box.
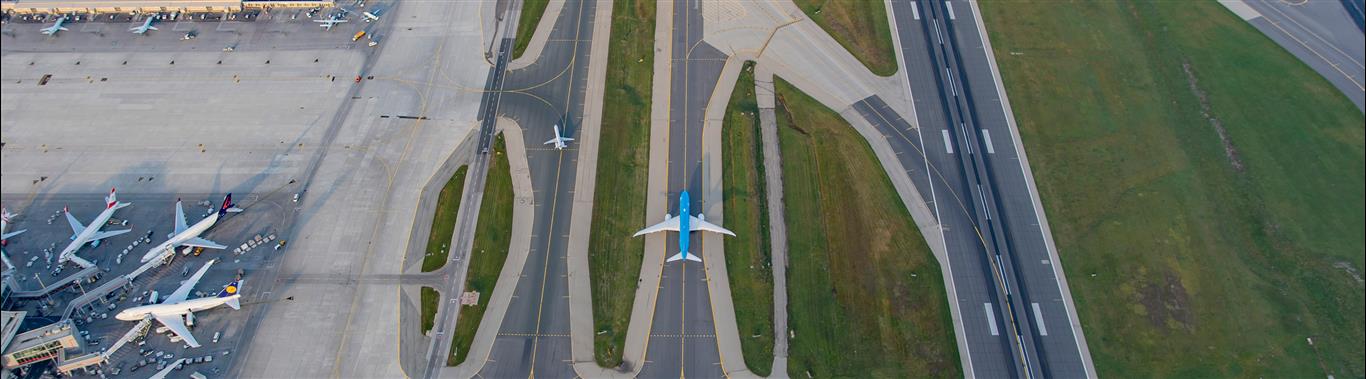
[666,252,702,263]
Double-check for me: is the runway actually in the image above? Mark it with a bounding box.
[873,0,1094,377]
[1235,0,1365,111]
[635,0,729,377]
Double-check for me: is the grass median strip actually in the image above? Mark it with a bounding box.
[421,286,439,334]
[775,78,959,377]
[587,0,655,368]
[512,0,551,60]
[980,1,1365,376]
[793,0,897,76]
[721,61,775,376]
[447,134,514,366]
[423,165,469,273]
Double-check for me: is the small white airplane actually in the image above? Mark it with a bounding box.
[139,194,235,263]
[129,17,158,34]
[634,191,734,262]
[40,16,70,35]
[115,259,242,348]
[543,124,574,150]
[361,10,382,22]
[57,188,132,265]
[2,207,26,244]
[314,15,348,31]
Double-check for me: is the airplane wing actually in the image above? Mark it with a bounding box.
[2,230,26,240]
[152,314,200,348]
[633,214,680,237]
[166,260,215,304]
[182,237,227,250]
[88,229,131,242]
[65,212,86,235]
[690,215,736,236]
[544,137,560,145]
[174,201,189,234]
[562,137,575,141]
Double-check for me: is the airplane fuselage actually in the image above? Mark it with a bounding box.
[58,207,119,263]
[141,212,219,263]
[678,191,693,259]
[115,295,238,321]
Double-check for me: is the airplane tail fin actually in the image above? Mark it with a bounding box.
[226,297,241,310]
[217,279,242,301]
[106,187,118,209]
[218,193,234,216]
[149,26,159,31]
[666,252,702,263]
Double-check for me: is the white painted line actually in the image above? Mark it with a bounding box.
[945,1,957,20]
[933,19,943,45]
[946,68,957,96]
[1217,0,1262,20]
[984,303,999,335]
[1032,302,1048,336]
[978,185,990,220]
[981,129,995,154]
[941,130,954,153]
[911,1,920,20]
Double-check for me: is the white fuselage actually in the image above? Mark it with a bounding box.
[58,207,119,264]
[141,212,219,263]
[115,295,238,321]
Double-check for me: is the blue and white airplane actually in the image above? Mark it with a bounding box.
[40,16,69,35]
[634,190,734,262]
[129,17,158,34]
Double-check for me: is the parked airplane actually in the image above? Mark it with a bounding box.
[115,259,241,348]
[40,16,69,35]
[362,9,383,22]
[56,188,132,265]
[314,14,348,31]
[129,17,158,34]
[2,207,25,244]
[634,190,734,262]
[543,124,574,150]
[139,194,234,263]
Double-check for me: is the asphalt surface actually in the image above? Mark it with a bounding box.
[1240,0,1365,111]
[635,0,729,377]
[473,0,598,376]
[872,0,1091,377]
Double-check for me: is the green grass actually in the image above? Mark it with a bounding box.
[447,135,514,366]
[423,166,469,272]
[420,286,439,334]
[587,0,655,368]
[793,0,897,76]
[720,61,774,376]
[978,1,1365,377]
[775,78,960,377]
[512,0,551,60]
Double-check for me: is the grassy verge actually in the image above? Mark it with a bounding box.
[587,0,655,368]
[979,1,1365,376]
[793,0,897,76]
[420,287,439,334]
[721,61,774,376]
[423,166,469,272]
[512,0,551,60]
[447,135,514,366]
[775,78,959,377]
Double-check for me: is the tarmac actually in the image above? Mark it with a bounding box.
[1220,0,1365,111]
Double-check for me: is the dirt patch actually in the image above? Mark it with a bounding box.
[1181,60,1246,173]
[1137,269,1195,332]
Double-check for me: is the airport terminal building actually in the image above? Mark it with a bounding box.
[2,0,333,14]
